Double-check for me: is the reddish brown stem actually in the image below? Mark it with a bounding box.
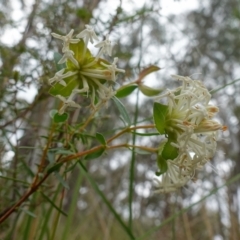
[0,173,50,224]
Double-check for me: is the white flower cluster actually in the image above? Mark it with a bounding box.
[49,25,125,114]
[153,75,226,193]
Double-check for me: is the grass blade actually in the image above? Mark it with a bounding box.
[78,161,135,240]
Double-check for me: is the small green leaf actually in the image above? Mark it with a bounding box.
[47,150,55,164]
[47,162,63,174]
[85,147,105,160]
[162,140,178,160]
[64,162,78,173]
[139,84,162,96]
[55,172,70,189]
[115,85,138,98]
[20,159,35,177]
[153,102,168,134]
[96,133,106,145]
[53,112,69,123]
[156,155,168,176]
[55,149,74,155]
[20,208,37,218]
[49,109,58,119]
[112,96,131,126]
[41,192,68,216]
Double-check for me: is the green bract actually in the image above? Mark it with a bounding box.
[153,102,168,134]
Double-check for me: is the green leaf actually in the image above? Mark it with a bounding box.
[53,112,69,123]
[153,102,168,134]
[156,155,168,176]
[96,132,106,145]
[139,84,162,96]
[112,96,131,126]
[47,162,63,174]
[47,150,56,164]
[55,149,74,155]
[41,192,68,217]
[64,162,78,173]
[85,147,105,160]
[115,84,138,98]
[161,140,178,160]
[55,172,70,189]
[49,109,58,119]
[20,208,37,218]
[20,159,35,177]
[38,184,63,240]
[0,175,30,185]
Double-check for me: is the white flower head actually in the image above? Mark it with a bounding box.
[50,27,125,113]
[153,75,226,193]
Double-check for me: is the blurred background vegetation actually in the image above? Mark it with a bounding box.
[0,0,240,239]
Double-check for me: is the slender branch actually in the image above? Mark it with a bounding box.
[78,102,105,132]
[107,124,155,143]
[60,143,157,164]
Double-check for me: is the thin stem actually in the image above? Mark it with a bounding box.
[50,183,65,240]
[107,124,155,144]
[129,88,140,230]
[60,143,157,164]
[78,102,104,132]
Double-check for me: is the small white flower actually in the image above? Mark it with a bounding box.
[48,69,77,86]
[97,86,116,102]
[100,57,125,81]
[56,91,81,115]
[76,25,99,45]
[51,29,80,52]
[95,34,112,59]
[58,49,79,68]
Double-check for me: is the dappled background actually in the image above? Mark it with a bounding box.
[0,0,240,239]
